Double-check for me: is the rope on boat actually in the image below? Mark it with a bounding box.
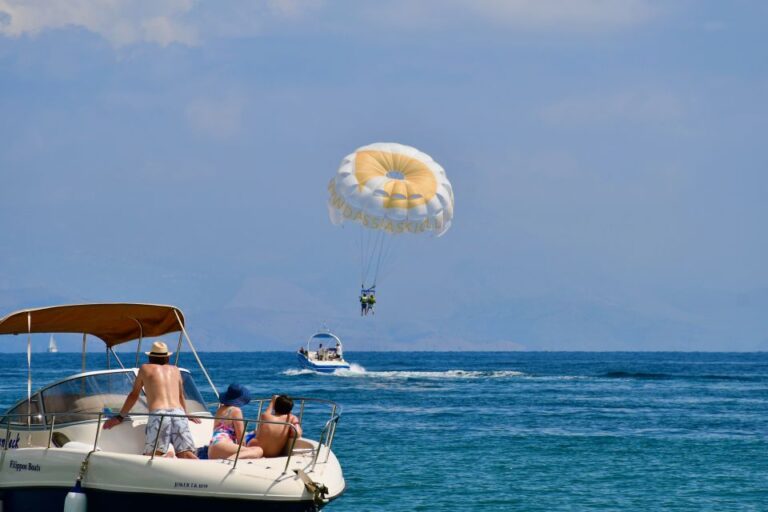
[294,469,329,506]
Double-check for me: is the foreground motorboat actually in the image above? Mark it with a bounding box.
[0,304,344,511]
[297,331,350,373]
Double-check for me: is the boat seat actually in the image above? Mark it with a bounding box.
[283,438,313,456]
[62,441,99,452]
[71,394,146,415]
[43,394,147,423]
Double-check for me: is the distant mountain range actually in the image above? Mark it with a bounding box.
[1,287,766,352]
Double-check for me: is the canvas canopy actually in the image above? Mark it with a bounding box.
[0,303,185,348]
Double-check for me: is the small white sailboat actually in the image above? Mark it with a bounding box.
[47,334,58,353]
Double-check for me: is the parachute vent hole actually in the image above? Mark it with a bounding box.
[391,193,407,199]
[410,194,423,199]
[386,171,405,180]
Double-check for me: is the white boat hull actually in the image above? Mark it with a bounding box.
[297,353,350,373]
[0,439,344,511]
[0,305,347,511]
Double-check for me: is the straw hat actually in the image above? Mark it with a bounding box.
[145,340,172,357]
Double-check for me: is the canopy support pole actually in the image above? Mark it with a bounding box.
[173,309,218,399]
[174,331,183,366]
[131,318,143,368]
[109,348,125,369]
[81,333,87,373]
[26,313,32,438]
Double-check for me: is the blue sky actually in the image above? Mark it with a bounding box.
[1,1,767,351]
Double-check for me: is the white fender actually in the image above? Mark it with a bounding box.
[63,481,87,512]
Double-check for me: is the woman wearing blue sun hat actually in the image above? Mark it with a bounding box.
[208,383,263,459]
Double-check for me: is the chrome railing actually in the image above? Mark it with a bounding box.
[1,397,341,474]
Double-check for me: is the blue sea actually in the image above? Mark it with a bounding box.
[2,351,768,511]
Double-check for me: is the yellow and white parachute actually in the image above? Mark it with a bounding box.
[328,142,454,292]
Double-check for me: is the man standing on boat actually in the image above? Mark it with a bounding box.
[335,340,343,360]
[103,341,201,459]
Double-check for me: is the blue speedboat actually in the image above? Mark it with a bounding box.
[297,331,350,373]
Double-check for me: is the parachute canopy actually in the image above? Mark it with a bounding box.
[328,142,454,237]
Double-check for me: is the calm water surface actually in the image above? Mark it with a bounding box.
[2,351,767,511]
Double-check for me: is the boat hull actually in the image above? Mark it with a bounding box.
[296,354,349,373]
[0,442,344,512]
[0,487,324,512]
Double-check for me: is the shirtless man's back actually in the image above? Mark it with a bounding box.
[139,363,183,410]
[248,395,302,458]
[103,341,199,458]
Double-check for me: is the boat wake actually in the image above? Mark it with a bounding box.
[335,363,368,375]
[282,368,317,376]
[281,363,367,377]
[353,369,526,379]
[282,366,526,379]
[599,371,758,382]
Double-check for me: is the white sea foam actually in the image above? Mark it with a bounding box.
[282,366,525,379]
[281,363,368,377]
[525,375,589,381]
[332,369,526,379]
[333,363,367,375]
[281,368,316,376]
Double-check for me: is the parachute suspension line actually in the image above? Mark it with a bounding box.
[359,227,369,288]
[361,227,384,289]
[360,227,375,287]
[371,230,388,287]
[375,233,397,285]
[359,226,365,287]
[360,227,372,288]
[369,230,382,284]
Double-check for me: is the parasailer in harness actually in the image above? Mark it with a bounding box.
[328,142,455,315]
[360,287,376,316]
[366,291,376,315]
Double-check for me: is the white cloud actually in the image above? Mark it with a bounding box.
[540,89,685,125]
[700,20,727,32]
[227,276,334,315]
[0,0,658,47]
[360,0,657,32]
[465,0,656,30]
[267,0,324,18]
[0,0,198,46]
[185,94,246,139]
[0,0,326,47]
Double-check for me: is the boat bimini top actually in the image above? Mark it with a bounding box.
[0,303,185,346]
[0,303,219,407]
[306,331,342,351]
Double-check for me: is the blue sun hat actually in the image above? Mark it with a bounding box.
[219,383,251,407]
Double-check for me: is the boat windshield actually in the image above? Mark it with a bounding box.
[41,370,148,424]
[3,369,209,425]
[181,372,207,413]
[2,394,43,425]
